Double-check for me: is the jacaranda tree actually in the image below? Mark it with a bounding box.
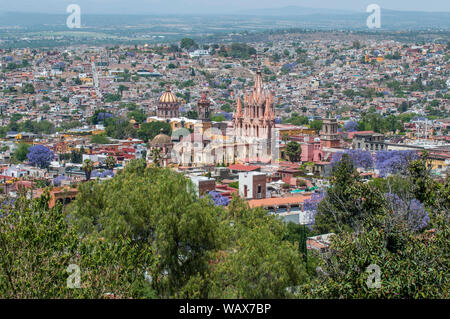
[384,192,430,232]
[375,150,418,177]
[331,149,374,170]
[344,120,358,132]
[208,191,230,206]
[27,144,54,168]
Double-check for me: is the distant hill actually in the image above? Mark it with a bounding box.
[237,6,358,16]
[0,8,449,30]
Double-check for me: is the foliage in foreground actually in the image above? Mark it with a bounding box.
[0,193,156,298]
[1,160,307,298]
[1,156,448,299]
[306,153,449,298]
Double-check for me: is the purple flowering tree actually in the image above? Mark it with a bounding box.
[303,190,326,227]
[384,193,429,231]
[208,191,230,206]
[52,175,70,186]
[91,169,115,179]
[97,112,114,121]
[331,149,374,170]
[344,120,358,132]
[375,150,418,177]
[27,145,54,168]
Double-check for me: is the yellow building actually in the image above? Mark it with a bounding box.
[146,116,199,132]
[277,126,316,137]
[427,152,449,171]
[81,77,93,84]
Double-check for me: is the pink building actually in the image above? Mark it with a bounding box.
[289,135,324,163]
[300,138,323,163]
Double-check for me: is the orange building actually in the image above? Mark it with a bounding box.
[35,187,78,208]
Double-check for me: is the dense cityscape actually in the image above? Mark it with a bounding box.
[0,1,449,302]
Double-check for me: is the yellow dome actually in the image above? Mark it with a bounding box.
[152,129,171,145]
[159,87,178,103]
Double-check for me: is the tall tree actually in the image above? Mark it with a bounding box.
[68,161,222,298]
[105,156,116,170]
[315,154,383,234]
[0,194,157,298]
[286,141,302,162]
[12,143,30,163]
[82,159,94,181]
[149,148,162,167]
[67,161,309,298]
[27,145,54,168]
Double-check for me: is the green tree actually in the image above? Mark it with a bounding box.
[286,141,302,162]
[104,118,137,140]
[12,143,30,163]
[314,154,383,234]
[105,156,116,170]
[0,194,157,298]
[70,150,83,164]
[180,38,198,51]
[90,135,111,144]
[211,115,226,122]
[300,209,448,299]
[0,195,79,298]
[407,151,449,210]
[22,83,35,94]
[118,85,129,97]
[309,120,323,133]
[186,110,198,120]
[127,110,147,124]
[149,148,162,167]
[82,159,94,181]
[68,161,222,298]
[104,94,121,103]
[66,161,310,298]
[137,122,171,143]
[208,198,307,298]
[283,115,309,126]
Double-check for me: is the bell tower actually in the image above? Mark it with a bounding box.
[197,89,211,122]
[195,89,212,135]
[320,118,340,148]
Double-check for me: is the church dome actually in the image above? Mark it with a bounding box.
[159,86,178,103]
[152,128,171,145]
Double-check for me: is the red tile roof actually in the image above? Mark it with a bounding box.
[347,131,375,139]
[248,194,312,208]
[228,164,260,172]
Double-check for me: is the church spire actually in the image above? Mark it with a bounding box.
[264,95,271,120]
[236,96,243,117]
[254,67,263,93]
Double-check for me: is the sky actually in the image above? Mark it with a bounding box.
[1,0,449,14]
